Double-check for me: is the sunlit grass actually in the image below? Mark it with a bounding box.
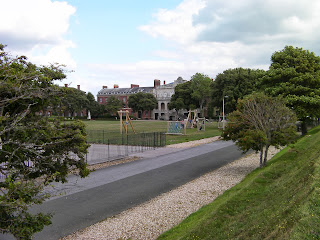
[83,120,221,145]
[158,126,320,239]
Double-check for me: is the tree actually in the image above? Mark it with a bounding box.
[105,96,123,116]
[86,92,104,118]
[168,81,197,111]
[60,87,89,117]
[190,73,212,116]
[211,68,265,114]
[262,46,320,134]
[128,92,157,113]
[0,45,90,239]
[222,93,297,167]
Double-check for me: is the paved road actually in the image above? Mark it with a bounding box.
[1,141,243,240]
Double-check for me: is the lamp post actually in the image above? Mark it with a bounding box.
[222,96,228,130]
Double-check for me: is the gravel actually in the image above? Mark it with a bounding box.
[62,139,280,240]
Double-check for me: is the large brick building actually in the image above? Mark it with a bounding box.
[97,77,188,120]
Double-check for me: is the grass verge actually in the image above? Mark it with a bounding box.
[83,120,221,145]
[158,127,320,239]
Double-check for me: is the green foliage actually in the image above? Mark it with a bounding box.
[86,92,104,118]
[105,96,123,116]
[0,45,90,239]
[190,73,213,115]
[169,73,213,114]
[59,87,89,117]
[222,93,297,167]
[168,81,197,111]
[263,46,320,123]
[127,92,157,112]
[159,125,320,240]
[211,68,265,114]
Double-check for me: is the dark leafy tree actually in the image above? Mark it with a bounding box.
[86,92,104,118]
[128,92,157,113]
[262,46,320,134]
[168,81,197,111]
[60,87,89,117]
[0,44,90,239]
[105,96,123,116]
[190,73,212,116]
[222,93,297,167]
[211,68,265,114]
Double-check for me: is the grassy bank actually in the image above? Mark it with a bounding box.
[158,127,320,239]
[83,120,221,145]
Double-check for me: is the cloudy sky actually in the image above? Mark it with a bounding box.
[1,0,320,96]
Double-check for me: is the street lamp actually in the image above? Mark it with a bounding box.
[222,95,228,130]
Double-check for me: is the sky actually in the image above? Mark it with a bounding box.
[1,0,320,96]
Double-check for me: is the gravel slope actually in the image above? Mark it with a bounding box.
[62,138,279,240]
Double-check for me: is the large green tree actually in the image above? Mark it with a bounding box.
[0,45,90,239]
[60,87,89,117]
[169,73,212,114]
[128,92,157,113]
[105,96,123,116]
[86,92,104,118]
[190,73,212,115]
[168,81,197,111]
[262,46,320,134]
[222,93,297,167]
[211,68,265,114]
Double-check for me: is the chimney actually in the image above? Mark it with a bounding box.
[154,79,161,88]
[114,84,119,88]
[64,84,68,88]
[102,85,108,89]
[77,85,80,90]
[131,84,139,88]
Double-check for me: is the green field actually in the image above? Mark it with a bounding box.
[83,120,221,145]
[158,126,320,239]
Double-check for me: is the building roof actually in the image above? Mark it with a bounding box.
[97,86,154,95]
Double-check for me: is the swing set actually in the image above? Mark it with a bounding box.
[117,110,136,134]
[166,110,206,135]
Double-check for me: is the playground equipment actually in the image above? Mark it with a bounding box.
[167,121,184,134]
[118,110,135,134]
[217,116,227,129]
[185,110,197,128]
[197,118,206,131]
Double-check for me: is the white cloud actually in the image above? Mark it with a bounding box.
[65,0,320,96]
[194,0,320,45]
[139,0,206,44]
[135,0,320,81]
[0,0,76,67]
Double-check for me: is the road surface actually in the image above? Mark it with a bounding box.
[1,140,243,240]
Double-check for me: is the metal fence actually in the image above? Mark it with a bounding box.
[85,131,167,164]
[0,132,166,181]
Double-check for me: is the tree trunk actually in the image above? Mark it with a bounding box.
[263,144,269,167]
[259,146,264,168]
[301,120,307,135]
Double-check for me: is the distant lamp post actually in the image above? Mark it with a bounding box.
[222,96,228,130]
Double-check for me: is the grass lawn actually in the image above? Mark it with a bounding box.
[83,120,221,145]
[157,126,320,239]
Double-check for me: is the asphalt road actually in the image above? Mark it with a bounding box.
[1,141,244,240]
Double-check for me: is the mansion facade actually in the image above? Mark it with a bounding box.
[97,77,191,120]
